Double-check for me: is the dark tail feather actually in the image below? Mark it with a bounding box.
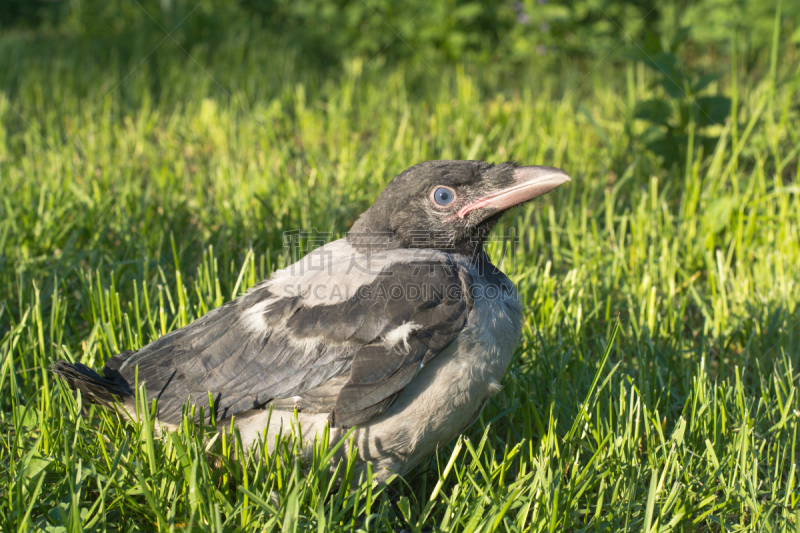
[51,361,133,405]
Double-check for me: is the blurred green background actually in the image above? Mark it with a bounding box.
[1,0,798,169]
[2,0,798,64]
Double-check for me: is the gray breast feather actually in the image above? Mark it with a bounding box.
[107,240,476,427]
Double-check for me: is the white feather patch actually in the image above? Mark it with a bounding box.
[284,334,327,353]
[383,322,422,351]
[241,297,278,333]
[487,377,503,396]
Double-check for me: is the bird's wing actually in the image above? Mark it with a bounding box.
[108,242,473,427]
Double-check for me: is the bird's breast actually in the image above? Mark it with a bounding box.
[344,273,523,474]
[393,274,523,423]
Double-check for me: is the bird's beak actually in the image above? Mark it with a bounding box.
[458,166,571,219]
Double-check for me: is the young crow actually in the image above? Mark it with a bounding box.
[53,160,570,483]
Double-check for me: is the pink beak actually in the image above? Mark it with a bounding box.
[458,166,571,218]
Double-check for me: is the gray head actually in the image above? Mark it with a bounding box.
[348,160,570,256]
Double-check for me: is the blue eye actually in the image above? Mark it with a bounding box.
[433,187,455,206]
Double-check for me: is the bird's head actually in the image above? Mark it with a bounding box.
[348,160,570,256]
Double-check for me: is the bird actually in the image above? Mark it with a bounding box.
[52,160,570,484]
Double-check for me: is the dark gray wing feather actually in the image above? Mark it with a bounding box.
[106,257,472,427]
[330,267,471,427]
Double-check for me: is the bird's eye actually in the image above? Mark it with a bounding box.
[432,187,456,206]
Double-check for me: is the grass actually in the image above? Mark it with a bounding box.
[1,9,800,532]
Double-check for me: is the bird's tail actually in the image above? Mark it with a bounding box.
[51,360,133,405]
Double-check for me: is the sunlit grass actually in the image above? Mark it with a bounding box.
[1,15,799,532]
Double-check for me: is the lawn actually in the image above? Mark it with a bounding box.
[1,1,799,531]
